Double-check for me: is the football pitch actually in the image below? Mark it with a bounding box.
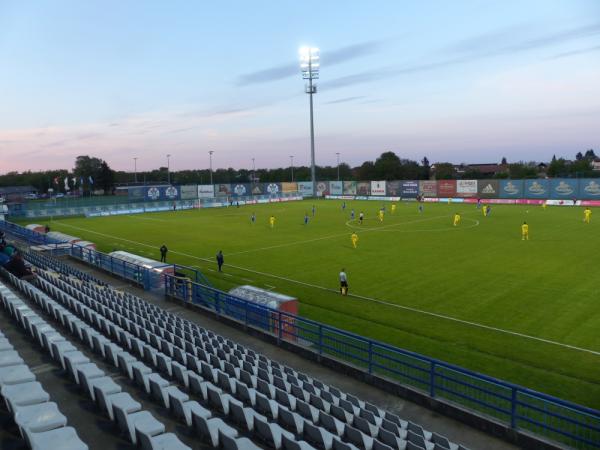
[39,199,600,409]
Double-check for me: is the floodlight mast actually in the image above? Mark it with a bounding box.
[300,47,319,197]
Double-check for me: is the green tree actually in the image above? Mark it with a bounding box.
[433,163,455,179]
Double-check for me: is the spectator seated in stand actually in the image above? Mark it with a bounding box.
[4,252,36,280]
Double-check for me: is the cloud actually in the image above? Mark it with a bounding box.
[236,39,385,86]
[324,96,366,105]
[323,23,600,90]
[547,44,600,60]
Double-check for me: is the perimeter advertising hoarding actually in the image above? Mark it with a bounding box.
[499,180,523,198]
[180,185,198,200]
[579,179,600,199]
[524,179,549,198]
[281,182,298,193]
[128,187,145,200]
[477,180,500,198]
[198,185,215,198]
[437,180,457,197]
[315,181,329,197]
[343,181,357,195]
[297,181,314,196]
[329,181,343,196]
[215,184,232,196]
[456,180,477,197]
[356,182,370,196]
[400,181,419,198]
[250,183,264,195]
[370,181,386,196]
[419,180,437,197]
[550,179,578,199]
[386,181,401,196]
[162,186,180,200]
[231,183,250,196]
[265,183,281,195]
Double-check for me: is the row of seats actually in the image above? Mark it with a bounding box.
[24,251,106,286]
[0,272,191,450]
[33,266,468,450]
[0,281,88,450]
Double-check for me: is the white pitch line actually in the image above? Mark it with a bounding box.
[51,220,600,357]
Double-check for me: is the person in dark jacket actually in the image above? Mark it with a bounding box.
[5,253,35,280]
[160,244,168,262]
[216,250,224,272]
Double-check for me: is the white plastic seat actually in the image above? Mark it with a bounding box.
[14,402,67,440]
[28,426,88,450]
[0,350,24,368]
[0,364,36,386]
[1,381,50,412]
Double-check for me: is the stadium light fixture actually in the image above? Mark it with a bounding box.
[133,157,138,183]
[299,46,319,196]
[290,155,294,182]
[208,150,214,185]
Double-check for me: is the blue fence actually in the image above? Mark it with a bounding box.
[1,219,599,448]
[162,274,600,449]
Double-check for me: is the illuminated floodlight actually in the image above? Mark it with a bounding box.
[300,47,319,80]
[299,46,319,196]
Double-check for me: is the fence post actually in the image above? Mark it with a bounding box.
[430,362,436,397]
[511,387,517,429]
[318,324,323,355]
[277,311,283,343]
[368,341,373,374]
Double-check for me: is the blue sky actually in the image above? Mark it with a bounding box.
[1,0,599,173]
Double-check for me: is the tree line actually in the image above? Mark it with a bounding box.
[1,150,597,193]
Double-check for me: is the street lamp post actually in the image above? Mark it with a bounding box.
[208,151,214,185]
[252,158,255,183]
[289,155,294,182]
[133,157,138,183]
[336,152,340,181]
[166,154,171,184]
[300,47,319,197]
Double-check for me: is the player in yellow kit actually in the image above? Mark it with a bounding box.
[391,203,397,214]
[269,215,276,228]
[584,207,592,223]
[351,232,359,248]
[542,201,547,210]
[453,213,461,226]
[378,209,384,222]
[521,222,529,240]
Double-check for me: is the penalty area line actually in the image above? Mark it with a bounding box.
[51,220,600,357]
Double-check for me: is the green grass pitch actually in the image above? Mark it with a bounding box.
[38,199,600,408]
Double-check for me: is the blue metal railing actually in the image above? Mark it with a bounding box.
[1,219,599,448]
[162,274,600,449]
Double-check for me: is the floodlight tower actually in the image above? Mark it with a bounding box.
[300,47,319,196]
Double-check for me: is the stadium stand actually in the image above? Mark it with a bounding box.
[0,247,475,450]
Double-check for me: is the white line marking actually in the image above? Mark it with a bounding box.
[126,215,168,222]
[51,220,600,357]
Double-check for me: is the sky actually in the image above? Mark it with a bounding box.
[1,0,600,174]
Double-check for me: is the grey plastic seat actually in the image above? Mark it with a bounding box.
[107,392,141,422]
[406,443,426,450]
[319,411,345,436]
[63,352,90,378]
[193,415,238,448]
[254,416,294,449]
[303,421,335,450]
[13,401,67,439]
[354,416,379,438]
[49,341,77,367]
[297,399,320,423]
[0,350,24,367]
[407,432,434,450]
[378,428,407,449]
[87,376,121,403]
[132,362,153,391]
[74,362,103,386]
[330,404,354,425]
[360,409,383,427]
[148,375,172,407]
[171,361,189,387]
[384,413,407,430]
[1,381,49,412]
[408,423,431,441]
[220,430,263,450]
[371,440,394,450]
[332,439,361,450]
[207,384,234,415]
[344,426,374,450]
[138,431,190,450]
[0,364,36,386]
[0,338,14,351]
[188,372,210,401]
[235,380,257,406]
[278,407,306,435]
[255,391,280,419]
[115,408,164,444]
[431,433,458,450]
[171,395,210,426]
[282,434,318,450]
[229,398,265,432]
[28,426,88,450]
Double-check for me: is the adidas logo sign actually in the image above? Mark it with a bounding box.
[481,184,496,194]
